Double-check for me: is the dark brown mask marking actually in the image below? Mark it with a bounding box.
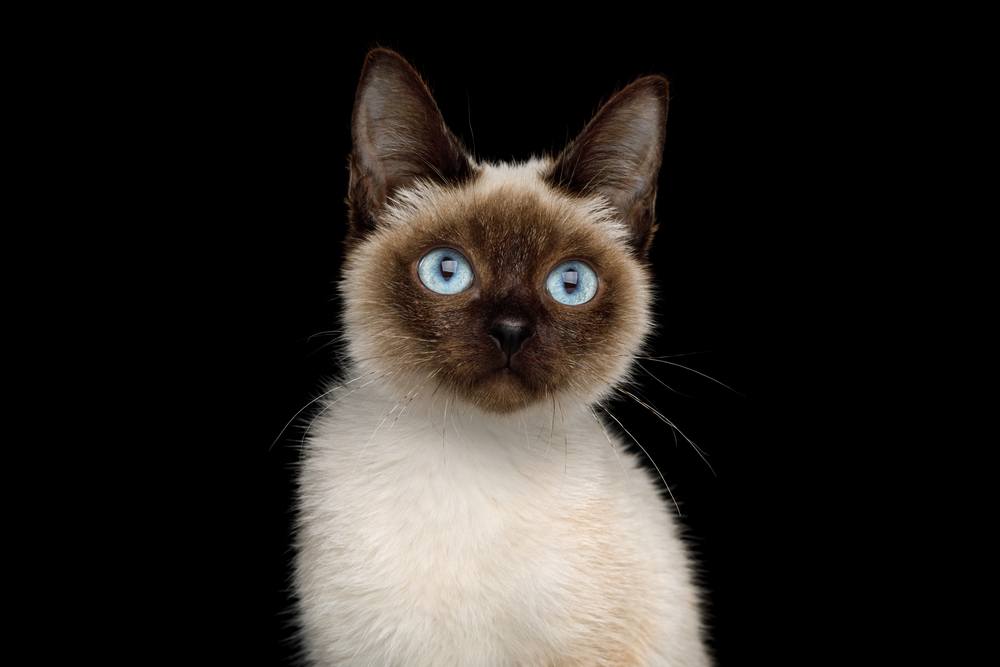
[341,49,666,413]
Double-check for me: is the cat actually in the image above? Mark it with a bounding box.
[294,48,710,666]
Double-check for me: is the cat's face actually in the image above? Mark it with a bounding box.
[341,50,668,414]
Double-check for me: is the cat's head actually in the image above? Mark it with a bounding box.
[340,49,668,414]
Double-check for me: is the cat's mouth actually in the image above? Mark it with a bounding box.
[460,359,550,413]
[426,335,560,412]
[490,365,525,381]
[493,355,535,379]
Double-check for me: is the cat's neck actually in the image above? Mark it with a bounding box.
[311,364,632,506]
[366,366,592,412]
[327,363,607,462]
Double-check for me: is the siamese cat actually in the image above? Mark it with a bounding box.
[294,49,710,666]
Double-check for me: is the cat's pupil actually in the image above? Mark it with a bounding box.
[440,258,457,280]
[562,270,579,293]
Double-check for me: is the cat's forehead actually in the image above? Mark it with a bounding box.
[376,159,634,269]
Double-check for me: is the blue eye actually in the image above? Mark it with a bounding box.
[546,260,598,306]
[417,247,474,294]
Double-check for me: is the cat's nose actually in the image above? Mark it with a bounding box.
[488,318,534,362]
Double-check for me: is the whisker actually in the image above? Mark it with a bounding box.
[635,361,686,396]
[353,394,405,473]
[519,415,532,451]
[616,387,716,477]
[269,369,381,451]
[297,380,373,452]
[599,405,682,517]
[367,332,441,344]
[636,357,740,395]
[628,351,709,359]
[543,387,557,459]
[441,395,451,449]
[589,407,632,485]
[305,329,346,341]
[555,395,569,477]
[388,368,440,433]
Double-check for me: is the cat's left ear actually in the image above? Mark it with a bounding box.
[546,76,669,256]
[347,49,475,243]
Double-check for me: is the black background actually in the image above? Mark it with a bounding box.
[123,15,866,665]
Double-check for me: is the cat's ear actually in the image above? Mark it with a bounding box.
[347,49,474,242]
[546,76,669,256]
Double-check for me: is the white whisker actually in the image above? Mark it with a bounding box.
[616,387,715,477]
[637,357,740,394]
[269,369,381,451]
[599,405,682,517]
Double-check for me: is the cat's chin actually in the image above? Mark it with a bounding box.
[467,366,548,415]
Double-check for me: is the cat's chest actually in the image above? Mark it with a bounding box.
[298,400,682,663]
[333,420,581,575]
[307,415,613,624]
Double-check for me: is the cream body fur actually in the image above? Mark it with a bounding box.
[297,373,707,665]
[294,49,709,665]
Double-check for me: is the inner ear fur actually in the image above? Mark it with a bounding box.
[347,48,475,244]
[546,76,669,256]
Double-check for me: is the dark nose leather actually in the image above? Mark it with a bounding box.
[489,319,533,362]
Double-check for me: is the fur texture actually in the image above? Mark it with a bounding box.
[294,49,710,665]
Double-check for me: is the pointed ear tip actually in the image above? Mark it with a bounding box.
[364,47,407,64]
[634,75,670,97]
[360,48,416,79]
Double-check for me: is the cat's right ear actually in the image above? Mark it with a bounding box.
[346,49,475,244]
[546,76,669,257]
